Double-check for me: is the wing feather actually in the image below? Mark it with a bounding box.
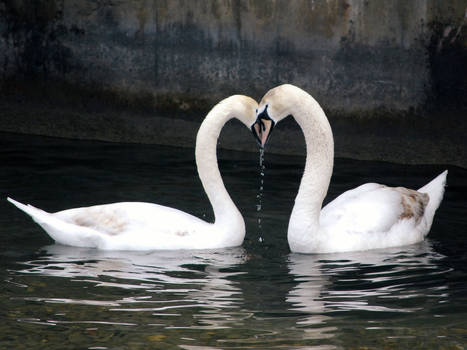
[320,184,428,234]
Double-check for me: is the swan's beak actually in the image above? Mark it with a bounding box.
[252,107,275,148]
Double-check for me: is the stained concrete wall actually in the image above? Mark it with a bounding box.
[0,0,466,166]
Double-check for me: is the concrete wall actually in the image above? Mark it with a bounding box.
[0,0,466,166]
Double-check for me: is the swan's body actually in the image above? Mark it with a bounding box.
[8,95,258,250]
[253,84,447,253]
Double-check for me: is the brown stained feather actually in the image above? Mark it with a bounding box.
[72,208,128,236]
[175,230,189,237]
[396,187,429,224]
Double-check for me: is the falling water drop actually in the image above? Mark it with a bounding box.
[256,148,265,243]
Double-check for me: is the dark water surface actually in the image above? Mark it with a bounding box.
[1,132,466,349]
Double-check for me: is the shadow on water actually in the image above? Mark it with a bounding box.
[0,132,466,349]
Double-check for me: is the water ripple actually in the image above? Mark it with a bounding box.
[287,241,450,316]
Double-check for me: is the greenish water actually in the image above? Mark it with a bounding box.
[1,133,466,349]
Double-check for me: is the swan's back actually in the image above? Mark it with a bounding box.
[318,171,447,252]
[320,184,427,234]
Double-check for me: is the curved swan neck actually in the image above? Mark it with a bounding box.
[289,91,334,232]
[195,102,242,227]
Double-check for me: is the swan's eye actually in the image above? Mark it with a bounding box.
[255,109,258,113]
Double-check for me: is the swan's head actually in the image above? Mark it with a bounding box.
[218,94,258,130]
[252,84,301,148]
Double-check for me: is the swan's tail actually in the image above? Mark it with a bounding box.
[417,170,448,233]
[7,197,51,222]
[7,197,102,248]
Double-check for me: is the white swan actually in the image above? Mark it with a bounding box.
[7,95,258,250]
[252,84,447,253]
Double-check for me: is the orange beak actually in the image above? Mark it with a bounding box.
[252,106,275,148]
[252,118,274,148]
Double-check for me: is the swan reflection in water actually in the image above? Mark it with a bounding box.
[14,241,449,345]
[287,241,449,333]
[17,245,248,329]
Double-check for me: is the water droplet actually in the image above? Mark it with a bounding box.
[256,149,266,243]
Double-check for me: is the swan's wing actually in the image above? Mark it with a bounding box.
[320,184,429,234]
[55,202,206,237]
[55,203,135,236]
